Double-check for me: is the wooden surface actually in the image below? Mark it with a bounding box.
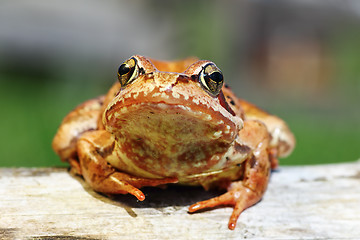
[1,161,360,240]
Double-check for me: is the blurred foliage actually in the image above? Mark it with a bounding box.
[0,0,359,167]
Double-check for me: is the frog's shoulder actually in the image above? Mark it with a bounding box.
[52,95,105,161]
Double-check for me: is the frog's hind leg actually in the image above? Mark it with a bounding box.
[77,130,178,201]
[189,120,271,230]
[238,98,295,162]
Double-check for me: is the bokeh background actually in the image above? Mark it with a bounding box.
[0,0,359,167]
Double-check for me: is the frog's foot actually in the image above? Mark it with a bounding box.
[188,182,260,230]
[269,148,279,170]
[91,171,178,201]
[77,130,178,201]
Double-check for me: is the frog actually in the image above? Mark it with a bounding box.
[52,55,295,230]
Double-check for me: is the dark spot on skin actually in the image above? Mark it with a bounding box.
[191,74,198,81]
[249,155,257,168]
[144,72,154,80]
[225,95,236,106]
[226,156,230,161]
[178,75,189,83]
[139,67,146,75]
[175,74,196,84]
[224,84,230,89]
[149,111,155,114]
[90,173,101,183]
[170,82,176,89]
[96,141,115,158]
[234,143,251,154]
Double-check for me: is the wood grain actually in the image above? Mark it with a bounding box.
[1,161,359,239]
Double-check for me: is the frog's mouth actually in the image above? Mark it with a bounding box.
[104,98,241,177]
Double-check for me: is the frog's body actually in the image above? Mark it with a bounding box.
[52,55,295,230]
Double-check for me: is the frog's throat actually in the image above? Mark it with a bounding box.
[106,132,250,184]
[104,101,241,178]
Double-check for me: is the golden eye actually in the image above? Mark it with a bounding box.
[199,63,224,96]
[118,57,139,87]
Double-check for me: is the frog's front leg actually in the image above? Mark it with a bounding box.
[189,120,271,230]
[77,130,178,200]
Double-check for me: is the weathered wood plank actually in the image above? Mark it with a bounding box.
[1,161,360,240]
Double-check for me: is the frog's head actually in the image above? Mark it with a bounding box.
[103,55,243,177]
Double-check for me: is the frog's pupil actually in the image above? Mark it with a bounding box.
[119,64,130,75]
[209,71,223,83]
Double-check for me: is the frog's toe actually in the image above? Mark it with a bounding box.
[86,172,145,201]
[188,191,235,212]
[188,185,260,230]
[91,172,178,201]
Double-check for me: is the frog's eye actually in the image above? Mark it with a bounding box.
[118,57,139,87]
[199,63,224,96]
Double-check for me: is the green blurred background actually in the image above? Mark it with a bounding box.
[0,0,359,167]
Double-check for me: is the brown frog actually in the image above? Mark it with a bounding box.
[52,55,295,229]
